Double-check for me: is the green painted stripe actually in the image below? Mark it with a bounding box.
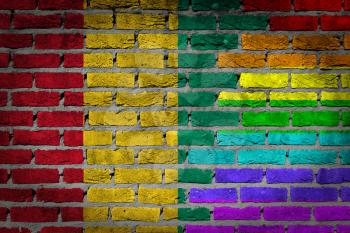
[321,100,350,107]
[219,100,266,107]
[270,100,317,107]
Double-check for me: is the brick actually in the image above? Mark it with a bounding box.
[268,54,317,69]
[0,0,36,9]
[116,131,163,146]
[37,188,83,203]
[270,16,318,31]
[165,169,178,183]
[64,53,83,68]
[87,187,134,203]
[139,149,177,164]
[295,0,341,11]
[320,55,350,69]
[268,130,317,145]
[292,111,339,126]
[117,53,164,68]
[64,130,83,146]
[242,34,288,50]
[140,0,179,9]
[338,225,350,233]
[291,187,338,202]
[216,168,263,183]
[341,187,350,202]
[0,34,32,49]
[87,73,134,88]
[0,53,9,67]
[217,130,265,145]
[0,188,33,202]
[90,0,138,8]
[346,35,350,50]
[293,35,340,50]
[12,91,60,107]
[0,111,33,126]
[35,150,83,165]
[14,14,61,29]
[0,208,6,221]
[0,73,32,89]
[84,92,113,106]
[84,168,111,184]
[214,207,260,220]
[341,150,350,165]
[61,208,83,221]
[87,34,134,49]
[189,72,237,88]
[136,226,178,233]
[84,14,113,29]
[178,16,216,30]
[139,73,177,88]
[187,149,231,164]
[321,16,350,31]
[117,92,163,107]
[186,225,233,233]
[314,206,350,221]
[241,187,287,203]
[0,150,32,164]
[243,0,291,11]
[179,54,216,68]
[0,14,10,29]
[266,168,313,184]
[243,112,289,127]
[138,187,178,204]
[218,53,265,68]
[35,34,83,49]
[163,208,178,220]
[190,188,237,203]
[63,168,83,183]
[178,168,213,184]
[240,73,288,88]
[317,168,350,184]
[264,206,311,221]
[291,73,338,88]
[112,207,160,222]
[89,111,137,126]
[13,130,60,146]
[0,131,9,146]
[167,92,178,107]
[346,0,350,10]
[178,130,215,146]
[0,169,8,183]
[288,226,333,233]
[238,150,286,165]
[12,169,59,184]
[192,0,239,10]
[83,207,108,222]
[178,208,210,221]
[220,15,268,30]
[179,92,216,107]
[219,92,265,107]
[272,92,318,107]
[0,92,6,106]
[342,112,350,126]
[11,207,58,222]
[319,130,350,146]
[38,0,84,9]
[191,111,238,126]
[140,111,177,127]
[138,34,177,49]
[14,54,61,68]
[64,13,83,29]
[84,53,113,68]
[86,227,131,233]
[87,149,134,165]
[191,34,238,50]
[115,168,162,184]
[40,227,82,233]
[289,150,337,165]
[83,131,112,146]
[116,13,165,29]
[35,73,83,89]
[38,111,83,127]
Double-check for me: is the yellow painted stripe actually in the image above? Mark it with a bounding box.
[111,207,161,222]
[240,73,289,88]
[87,187,135,203]
[321,92,350,100]
[291,74,338,88]
[218,92,266,101]
[138,186,178,205]
[84,53,113,68]
[270,92,317,101]
[87,73,134,88]
[86,226,132,233]
[136,226,178,233]
[87,149,134,165]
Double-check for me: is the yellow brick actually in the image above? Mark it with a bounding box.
[136,226,178,233]
[84,53,113,68]
[84,168,111,184]
[87,73,134,88]
[89,111,137,126]
[116,131,163,146]
[116,92,163,107]
[90,0,139,9]
[163,208,178,220]
[86,226,132,233]
[116,13,165,29]
[268,54,317,69]
[138,34,177,49]
[87,149,134,165]
[291,74,338,88]
[138,149,178,164]
[83,130,112,146]
[138,187,178,205]
[84,92,113,106]
[240,73,289,88]
[166,131,178,146]
[84,14,113,29]
[140,0,178,9]
[168,14,178,30]
[167,53,178,68]
[86,34,134,49]
[140,111,177,127]
[341,74,350,88]
[87,187,134,203]
[83,207,109,222]
[167,92,178,107]
[321,92,350,100]
[115,168,162,184]
[320,55,350,69]
[218,92,266,101]
[242,34,289,50]
[270,92,317,101]
[112,207,160,222]
[165,169,178,183]
[117,53,164,68]
[139,73,177,88]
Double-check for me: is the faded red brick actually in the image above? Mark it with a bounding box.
[35,73,83,89]
[243,0,291,11]
[0,34,33,48]
[61,207,83,222]
[63,168,83,183]
[270,16,318,31]
[64,92,83,106]
[13,54,61,68]
[0,150,32,164]
[321,16,350,31]
[38,0,84,10]
[0,53,9,67]
[12,168,59,184]
[36,188,84,203]
[0,131,9,146]
[0,14,10,29]
[12,91,60,107]
[40,227,82,233]
[14,14,61,29]
[0,73,33,88]
[64,13,84,29]
[35,150,83,165]
[10,207,58,222]
[64,130,83,146]
[64,53,83,68]
[35,34,84,49]
[13,130,60,146]
[0,189,33,202]
[0,111,33,126]
[0,0,36,10]
[295,0,341,11]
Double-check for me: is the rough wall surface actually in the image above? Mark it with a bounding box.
[0,0,350,232]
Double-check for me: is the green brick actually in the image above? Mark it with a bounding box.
[243,112,290,127]
[178,110,188,126]
[178,168,213,184]
[270,100,317,107]
[178,130,215,146]
[178,34,187,50]
[292,111,339,127]
[191,34,238,50]
[189,72,237,88]
[178,208,211,221]
[343,112,350,126]
[179,15,216,30]
[178,0,189,10]
[178,188,186,204]
[220,15,268,30]
[178,150,187,164]
[178,92,216,107]
[321,100,350,107]
[219,100,266,108]
[178,226,183,233]
[192,0,240,10]
[178,54,216,68]
[191,111,239,126]
[178,73,187,88]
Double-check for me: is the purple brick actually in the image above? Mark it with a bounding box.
[317,168,350,184]
[238,225,284,233]
[337,225,350,233]
[291,187,338,202]
[215,168,263,183]
[288,225,333,233]
[240,187,287,203]
[341,187,350,201]
[314,206,350,221]
[214,206,261,220]
[189,188,237,203]
[186,225,234,233]
[266,168,313,183]
[264,206,311,221]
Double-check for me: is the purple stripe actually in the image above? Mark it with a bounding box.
[337,225,350,233]
[240,187,288,203]
[215,168,263,183]
[264,206,311,221]
[186,225,234,233]
[288,225,333,233]
[238,225,284,233]
[214,206,261,220]
[189,188,237,203]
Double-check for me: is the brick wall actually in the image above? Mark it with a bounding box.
[1,0,350,232]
